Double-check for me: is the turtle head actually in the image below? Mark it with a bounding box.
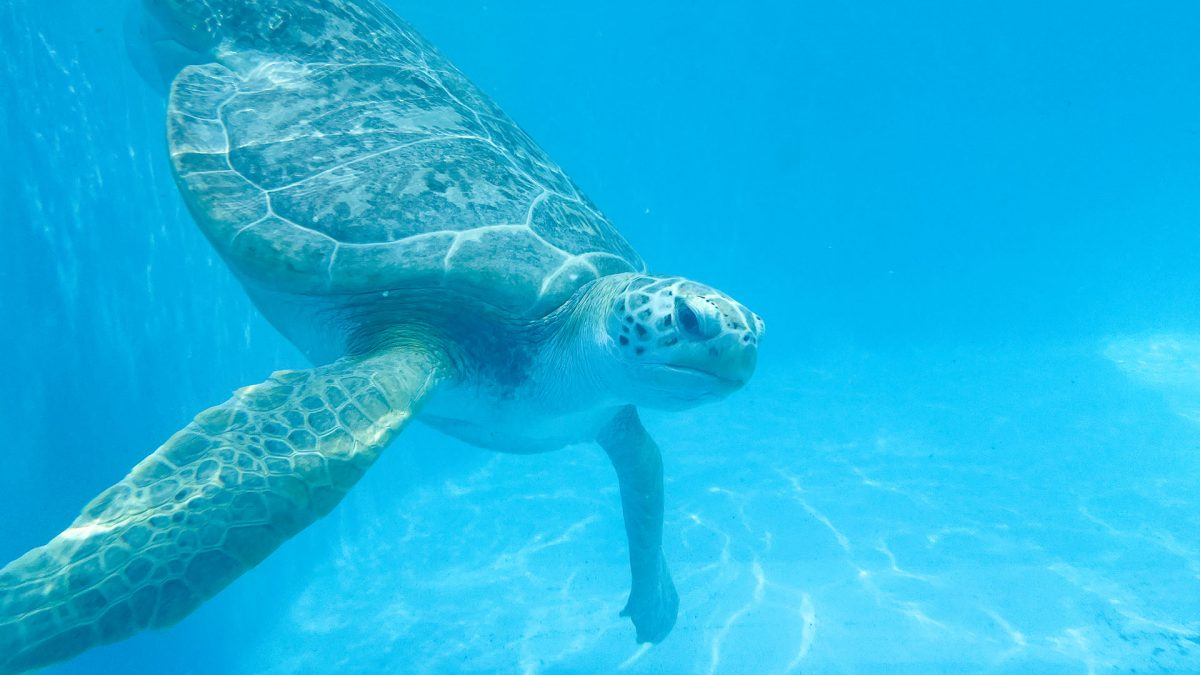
[140,0,226,54]
[139,0,331,58]
[601,275,763,410]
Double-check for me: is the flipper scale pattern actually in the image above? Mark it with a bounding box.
[0,350,437,673]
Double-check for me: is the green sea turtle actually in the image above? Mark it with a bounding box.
[0,0,764,670]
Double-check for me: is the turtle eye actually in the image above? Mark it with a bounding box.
[675,297,702,338]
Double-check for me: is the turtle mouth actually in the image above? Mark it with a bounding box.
[660,364,746,388]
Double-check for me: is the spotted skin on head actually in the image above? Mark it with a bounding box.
[608,276,763,363]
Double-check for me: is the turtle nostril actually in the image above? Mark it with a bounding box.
[675,297,702,337]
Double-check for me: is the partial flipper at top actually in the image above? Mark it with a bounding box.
[0,349,439,673]
[597,406,679,643]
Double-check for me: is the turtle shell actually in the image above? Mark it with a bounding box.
[164,0,643,317]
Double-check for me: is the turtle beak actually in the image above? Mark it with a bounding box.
[669,294,761,388]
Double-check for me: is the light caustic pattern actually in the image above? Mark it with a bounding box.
[235,338,1200,674]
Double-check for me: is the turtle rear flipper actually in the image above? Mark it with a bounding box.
[0,349,440,674]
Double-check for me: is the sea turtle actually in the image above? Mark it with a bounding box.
[0,0,764,671]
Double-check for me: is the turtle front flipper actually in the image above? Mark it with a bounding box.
[597,406,679,644]
[0,349,440,673]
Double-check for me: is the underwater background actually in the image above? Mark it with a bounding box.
[3,0,1200,672]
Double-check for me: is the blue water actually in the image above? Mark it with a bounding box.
[3,0,1200,672]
